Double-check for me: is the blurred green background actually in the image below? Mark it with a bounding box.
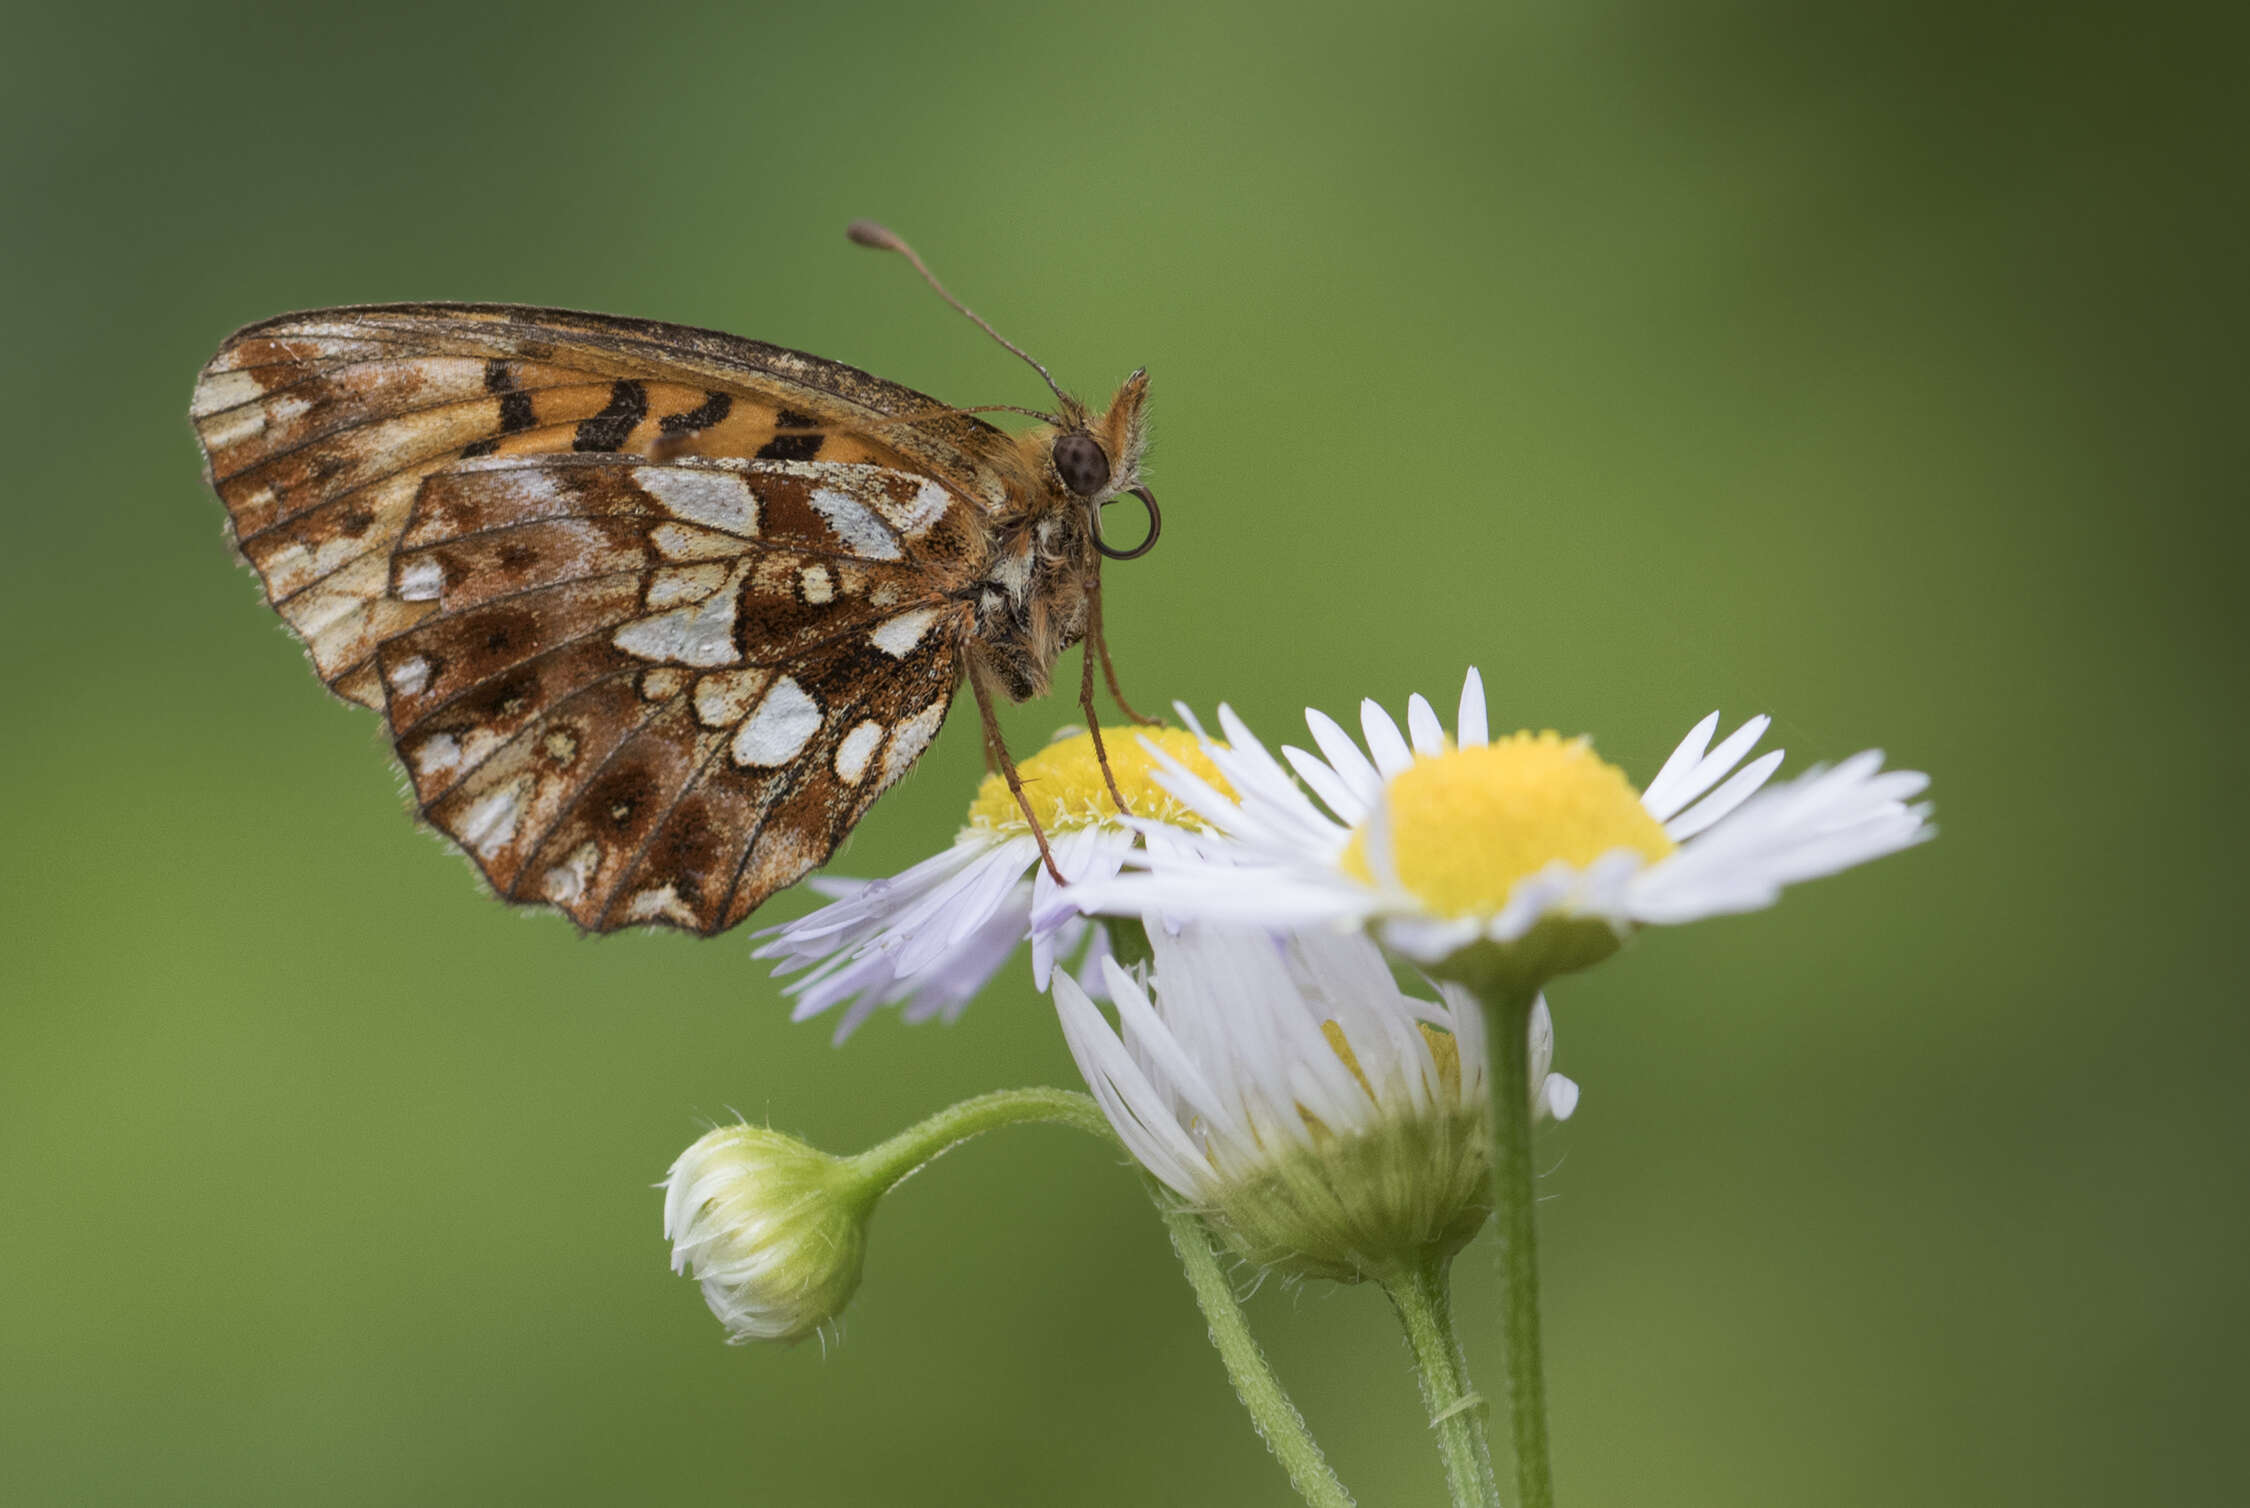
[5,2,2243,1503]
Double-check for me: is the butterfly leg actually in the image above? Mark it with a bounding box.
[970,666,1067,884]
[1087,573,1162,726]
[1079,633,1134,817]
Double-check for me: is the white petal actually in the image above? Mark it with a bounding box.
[1628,753,1932,924]
[1358,787,1401,891]
[1100,955,1259,1163]
[1305,707,1385,807]
[1644,715,1771,823]
[1212,705,1346,846]
[1407,694,1446,756]
[1058,835,1375,930]
[1051,970,1211,1196]
[1138,733,1257,835]
[1486,864,1585,942]
[1360,699,1414,777]
[1638,711,1720,820]
[1290,928,1436,1118]
[1375,913,1483,963]
[1283,743,1368,825]
[1664,748,1784,840]
[1528,995,1556,1083]
[1457,668,1489,748]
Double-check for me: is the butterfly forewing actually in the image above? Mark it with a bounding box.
[191,304,1024,933]
[191,303,1020,709]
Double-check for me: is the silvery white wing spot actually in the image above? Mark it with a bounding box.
[190,238,1161,935]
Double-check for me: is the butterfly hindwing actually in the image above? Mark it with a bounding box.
[374,454,973,933]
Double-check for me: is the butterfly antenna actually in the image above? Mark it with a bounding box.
[847,220,1074,413]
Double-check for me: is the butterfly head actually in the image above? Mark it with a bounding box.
[1052,369,1158,561]
[848,222,1160,562]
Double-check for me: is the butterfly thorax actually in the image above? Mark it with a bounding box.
[967,506,1094,701]
[965,374,1150,703]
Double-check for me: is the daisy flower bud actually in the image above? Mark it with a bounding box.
[661,1125,877,1345]
[1053,921,1577,1283]
[755,725,1228,1038]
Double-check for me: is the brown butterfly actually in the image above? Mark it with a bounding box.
[190,223,1161,935]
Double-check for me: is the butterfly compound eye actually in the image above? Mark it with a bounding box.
[1051,432,1112,497]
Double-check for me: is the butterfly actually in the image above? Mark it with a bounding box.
[189,222,1162,936]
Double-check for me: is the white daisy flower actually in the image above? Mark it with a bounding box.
[1053,669,1932,996]
[1052,921,1577,1283]
[755,726,1228,1040]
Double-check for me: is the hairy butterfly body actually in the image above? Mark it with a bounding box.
[190,233,1157,935]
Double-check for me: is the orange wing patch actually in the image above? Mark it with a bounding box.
[193,322,943,710]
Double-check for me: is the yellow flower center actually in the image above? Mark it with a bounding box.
[1342,732,1676,918]
[966,728,1230,833]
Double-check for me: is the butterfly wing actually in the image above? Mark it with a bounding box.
[377,453,973,933]
[190,304,1019,932]
[190,302,1021,707]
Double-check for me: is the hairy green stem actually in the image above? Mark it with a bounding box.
[1157,1191,1356,1508]
[1484,988,1555,1508]
[849,1087,1114,1195]
[1384,1260,1501,1508]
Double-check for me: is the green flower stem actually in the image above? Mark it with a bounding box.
[1156,1189,1357,1508]
[1383,1260,1501,1508]
[848,1087,1113,1194]
[1483,987,1556,1508]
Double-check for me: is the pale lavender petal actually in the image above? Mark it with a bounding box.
[894,841,1040,973]
[1029,827,1110,985]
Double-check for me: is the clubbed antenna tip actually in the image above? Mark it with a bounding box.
[845,219,904,252]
